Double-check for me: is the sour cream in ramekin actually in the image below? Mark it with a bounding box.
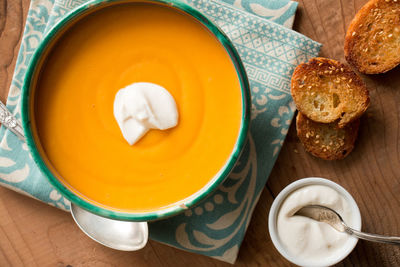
[268,178,361,267]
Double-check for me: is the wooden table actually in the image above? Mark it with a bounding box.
[0,0,399,265]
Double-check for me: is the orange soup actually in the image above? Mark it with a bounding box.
[34,3,243,212]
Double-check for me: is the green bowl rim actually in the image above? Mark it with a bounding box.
[21,0,251,221]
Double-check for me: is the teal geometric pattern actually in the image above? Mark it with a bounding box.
[0,0,320,263]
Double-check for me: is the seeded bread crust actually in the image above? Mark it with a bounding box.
[296,112,360,160]
[291,57,369,128]
[344,0,400,74]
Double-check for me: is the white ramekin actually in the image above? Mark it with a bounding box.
[268,177,362,267]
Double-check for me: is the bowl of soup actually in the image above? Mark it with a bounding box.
[21,0,250,221]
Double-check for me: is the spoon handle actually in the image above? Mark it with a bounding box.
[0,101,25,141]
[345,227,400,245]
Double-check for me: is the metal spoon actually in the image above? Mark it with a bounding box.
[295,205,400,245]
[70,203,148,251]
[0,101,25,141]
[0,100,148,251]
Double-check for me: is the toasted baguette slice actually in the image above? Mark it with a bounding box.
[291,57,369,128]
[344,0,400,74]
[296,112,360,160]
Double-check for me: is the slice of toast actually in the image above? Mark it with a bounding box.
[296,112,360,160]
[291,57,369,128]
[344,0,400,74]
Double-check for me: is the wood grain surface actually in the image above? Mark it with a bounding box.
[0,0,399,266]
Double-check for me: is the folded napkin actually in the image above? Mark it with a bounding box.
[0,0,320,263]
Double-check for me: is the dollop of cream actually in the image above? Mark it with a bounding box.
[113,82,178,145]
[277,185,353,264]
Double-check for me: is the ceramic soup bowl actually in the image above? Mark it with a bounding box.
[21,0,251,223]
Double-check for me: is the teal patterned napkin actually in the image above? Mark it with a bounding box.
[0,0,320,263]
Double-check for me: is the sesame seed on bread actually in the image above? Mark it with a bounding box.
[344,0,400,74]
[291,57,369,128]
[296,112,360,160]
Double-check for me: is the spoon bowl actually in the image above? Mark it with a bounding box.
[70,203,149,251]
[295,205,400,246]
[295,205,346,232]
